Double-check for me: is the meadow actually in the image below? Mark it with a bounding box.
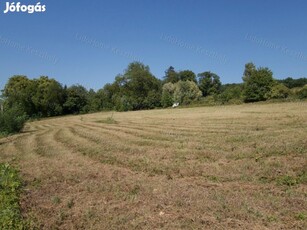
[0,102,306,229]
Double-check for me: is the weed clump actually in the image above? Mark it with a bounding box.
[0,163,28,229]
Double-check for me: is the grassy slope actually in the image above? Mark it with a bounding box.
[0,102,306,229]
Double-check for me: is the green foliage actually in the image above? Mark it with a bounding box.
[0,105,28,135]
[110,62,162,111]
[3,76,37,117]
[161,81,202,106]
[32,76,65,117]
[243,67,275,102]
[0,163,26,229]
[3,76,65,118]
[1,62,306,124]
[277,175,298,187]
[173,80,202,105]
[267,83,290,99]
[278,77,307,89]
[80,89,101,113]
[163,66,179,83]
[197,71,222,97]
[97,83,120,110]
[296,85,307,99]
[114,95,133,112]
[218,84,243,104]
[163,67,197,84]
[96,114,118,124]
[63,85,89,114]
[161,82,175,107]
[242,62,256,82]
[177,70,197,82]
[295,212,306,221]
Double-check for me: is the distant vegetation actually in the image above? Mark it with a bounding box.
[0,62,306,135]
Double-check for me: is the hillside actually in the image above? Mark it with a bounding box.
[0,102,306,229]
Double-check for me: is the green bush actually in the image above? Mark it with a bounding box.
[296,85,307,99]
[267,83,290,99]
[0,106,28,135]
[0,163,26,229]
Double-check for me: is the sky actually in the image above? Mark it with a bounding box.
[1,0,307,90]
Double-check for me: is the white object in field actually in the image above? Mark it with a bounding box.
[172,103,179,108]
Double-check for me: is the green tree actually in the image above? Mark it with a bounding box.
[277,77,307,89]
[173,80,202,105]
[82,89,101,113]
[163,66,179,83]
[32,76,65,117]
[178,70,197,82]
[219,84,243,104]
[0,105,28,134]
[198,71,222,96]
[2,76,36,116]
[97,82,121,110]
[63,85,88,114]
[113,62,162,111]
[242,62,256,82]
[161,82,175,107]
[243,67,275,102]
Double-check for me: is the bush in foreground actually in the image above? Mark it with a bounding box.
[0,163,26,229]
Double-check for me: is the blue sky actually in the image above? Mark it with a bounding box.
[1,0,307,90]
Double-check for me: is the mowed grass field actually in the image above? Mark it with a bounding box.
[0,102,306,229]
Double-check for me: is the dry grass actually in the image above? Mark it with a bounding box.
[0,102,306,229]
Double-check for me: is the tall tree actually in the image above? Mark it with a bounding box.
[242,62,256,82]
[198,72,222,97]
[178,70,197,82]
[32,76,65,116]
[63,85,88,114]
[2,75,37,116]
[163,66,179,83]
[173,80,202,105]
[161,82,175,107]
[114,62,161,111]
[243,67,275,102]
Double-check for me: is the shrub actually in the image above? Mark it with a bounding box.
[218,85,243,104]
[267,83,290,99]
[296,85,307,99]
[0,163,25,229]
[0,105,28,135]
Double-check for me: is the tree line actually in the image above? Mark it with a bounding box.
[1,62,306,134]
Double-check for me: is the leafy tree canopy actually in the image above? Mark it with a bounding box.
[243,67,275,102]
[198,71,222,97]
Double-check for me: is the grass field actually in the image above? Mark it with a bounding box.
[0,102,306,229]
